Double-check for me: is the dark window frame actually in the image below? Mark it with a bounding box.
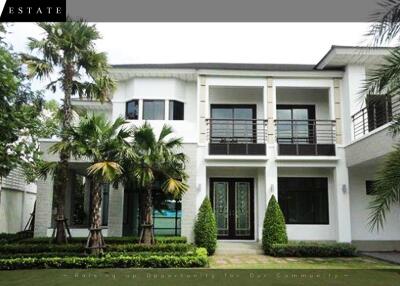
[366,180,376,196]
[278,177,329,225]
[210,104,257,143]
[126,99,139,120]
[143,99,165,120]
[169,100,184,120]
[276,104,316,144]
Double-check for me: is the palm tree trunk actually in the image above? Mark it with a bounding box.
[54,63,74,244]
[141,186,154,245]
[87,179,105,255]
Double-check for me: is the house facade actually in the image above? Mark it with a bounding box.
[0,168,36,233]
[34,46,400,251]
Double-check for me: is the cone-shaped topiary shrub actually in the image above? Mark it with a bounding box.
[262,195,288,254]
[194,198,217,255]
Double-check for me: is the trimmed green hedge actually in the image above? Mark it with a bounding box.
[0,243,192,254]
[20,236,187,245]
[194,198,217,255]
[0,233,19,244]
[268,242,357,257]
[0,248,208,270]
[262,195,288,253]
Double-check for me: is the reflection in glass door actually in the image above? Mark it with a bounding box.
[213,181,229,237]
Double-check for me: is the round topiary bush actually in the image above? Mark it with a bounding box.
[262,195,288,254]
[194,198,217,255]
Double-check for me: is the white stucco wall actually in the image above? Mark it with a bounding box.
[349,166,400,241]
[112,78,198,143]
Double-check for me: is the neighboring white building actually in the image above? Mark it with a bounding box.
[33,46,400,251]
[0,168,36,233]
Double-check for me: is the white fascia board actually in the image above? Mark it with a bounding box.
[273,78,334,88]
[198,69,343,79]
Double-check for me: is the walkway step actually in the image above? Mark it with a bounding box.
[216,241,263,255]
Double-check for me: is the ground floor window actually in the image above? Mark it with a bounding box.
[123,181,181,236]
[278,177,329,224]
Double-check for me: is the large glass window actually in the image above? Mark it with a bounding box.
[143,100,165,120]
[169,100,184,120]
[126,100,139,120]
[210,104,256,143]
[278,177,329,224]
[277,105,315,143]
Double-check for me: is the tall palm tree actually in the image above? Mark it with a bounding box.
[364,1,400,230]
[52,114,133,255]
[22,22,115,243]
[128,122,188,245]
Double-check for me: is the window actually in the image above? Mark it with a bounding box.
[126,100,139,120]
[210,104,256,143]
[169,100,184,120]
[278,177,329,224]
[366,180,376,195]
[276,105,315,143]
[143,100,165,120]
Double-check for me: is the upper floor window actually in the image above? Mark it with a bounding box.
[126,100,139,120]
[169,100,184,120]
[143,100,165,120]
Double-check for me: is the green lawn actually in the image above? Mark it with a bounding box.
[209,254,400,269]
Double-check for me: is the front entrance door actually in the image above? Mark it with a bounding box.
[210,178,254,240]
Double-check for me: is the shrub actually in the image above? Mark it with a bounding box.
[268,242,357,257]
[0,233,19,244]
[20,236,187,245]
[0,248,208,270]
[262,195,288,253]
[0,242,192,255]
[194,198,217,255]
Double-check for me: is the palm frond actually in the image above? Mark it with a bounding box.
[87,161,123,182]
[158,124,173,142]
[162,178,189,199]
[368,0,400,45]
[368,145,400,230]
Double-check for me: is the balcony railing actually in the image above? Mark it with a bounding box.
[352,95,400,139]
[206,118,268,155]
[274,120,336,156]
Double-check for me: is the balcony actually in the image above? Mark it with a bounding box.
[206,118,268,155]
[275,120,336,156]
[352,95,400,139]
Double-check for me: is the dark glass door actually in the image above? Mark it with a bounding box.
[210,105,256,143]
[210,178,254,240]
[276,105,316,143]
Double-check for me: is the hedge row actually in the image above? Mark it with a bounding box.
[0,233,20,244]
[0,251,196,259]
[20,236,187,245]
[0,242,193,254]
[268,242,357,257]
[0,248,208,270]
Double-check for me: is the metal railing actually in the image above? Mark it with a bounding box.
[206,118,268,155]
[352,95,400,139]
[206,118,268,144]
[274,119,336,144]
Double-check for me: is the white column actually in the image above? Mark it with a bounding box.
[334,147,352,242]
[34,177,54,237]
[107,183,124,237]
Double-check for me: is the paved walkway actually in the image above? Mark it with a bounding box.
[362,252,400,265]
[215,241,263,255]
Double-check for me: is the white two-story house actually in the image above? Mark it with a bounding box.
[34,46,400,251]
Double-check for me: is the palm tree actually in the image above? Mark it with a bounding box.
[128,122,188,244]
[364,1,400,230]
[52,114,133,255]
[22,22,115,243]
